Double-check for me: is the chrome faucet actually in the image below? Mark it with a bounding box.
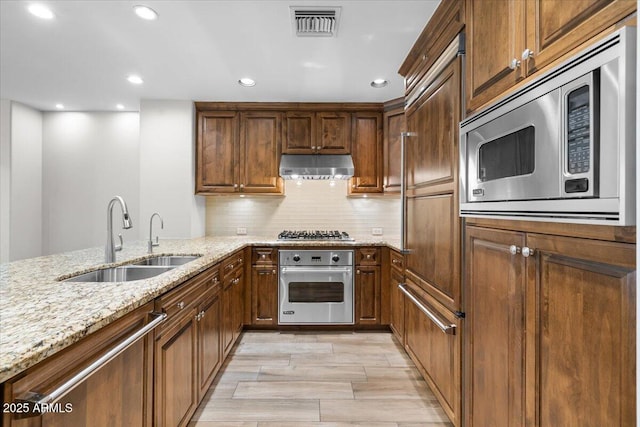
[105,196,133,263]
[148,212,164,254]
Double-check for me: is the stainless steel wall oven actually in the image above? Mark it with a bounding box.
[278,249,354,325]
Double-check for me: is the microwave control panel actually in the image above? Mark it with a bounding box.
[566,85,591,176]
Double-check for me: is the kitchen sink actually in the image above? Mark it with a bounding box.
[131,255,202,266]
[63,265,176,282]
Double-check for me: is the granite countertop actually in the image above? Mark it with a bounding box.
[0,235,398,383]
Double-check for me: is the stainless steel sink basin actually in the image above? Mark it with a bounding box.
[131,255,202,266]
[63,265,176,282]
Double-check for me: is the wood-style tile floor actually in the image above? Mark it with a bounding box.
[189,331,453,427]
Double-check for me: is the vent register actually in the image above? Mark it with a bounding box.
[291,7,341,37]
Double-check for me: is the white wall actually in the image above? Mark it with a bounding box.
[9,102,43,261]
[139,100,205,241]
[0,99,11,262]
[42,112,139,255]
[206,180,401,239]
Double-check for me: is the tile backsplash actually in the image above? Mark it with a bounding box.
[205,180,401,239]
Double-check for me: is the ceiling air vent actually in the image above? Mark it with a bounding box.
[290,6,341,37]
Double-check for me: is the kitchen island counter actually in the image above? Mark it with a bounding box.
[0,236,395,382]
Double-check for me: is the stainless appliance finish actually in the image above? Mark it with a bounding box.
[277,230,354,241]
[279,249,354,325]
[459,27,636,225]
[279,154,355,180]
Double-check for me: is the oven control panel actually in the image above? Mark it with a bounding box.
[279,250,353,267]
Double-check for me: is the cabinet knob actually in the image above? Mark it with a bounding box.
[522,247,535,258]
[521,48,534,60]
[229,263,234,270]
[213,277,219,283]
[238,257,243,263]
[356,269,360,274]
[177,301,185,310]
[366,254,371,259]
[509,58,521,70]
[261,254,266,259]
[233,184,238,189]
[240,184,244,190]
[272,269,276,274]
[509,245,520,255]
[392,259,398,264]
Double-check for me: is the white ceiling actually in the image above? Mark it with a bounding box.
[0,0,440,112]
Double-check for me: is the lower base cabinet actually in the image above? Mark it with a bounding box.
[465,225,636,426]
[403,279,461,426]
[389,266,405,342]
[2,302,156,427]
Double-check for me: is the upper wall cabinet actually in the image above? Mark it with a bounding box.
[196,110,283,195]
[282,111,351,154]
[466,0,636,113]
[349,112,383,194]
[382,98,406,193]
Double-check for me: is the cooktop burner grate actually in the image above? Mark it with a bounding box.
[277,230,354,241]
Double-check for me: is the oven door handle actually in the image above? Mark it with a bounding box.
[281,267,352,274]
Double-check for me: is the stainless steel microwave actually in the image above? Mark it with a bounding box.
[460,27,636,225]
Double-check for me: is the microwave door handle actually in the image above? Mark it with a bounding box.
[281,267,352,274]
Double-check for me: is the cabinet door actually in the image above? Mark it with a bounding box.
[251,266,278,326]
[239,112,283,194]
[197,291,222,399]
[355,266,381,325]
[383,106,406,193]
[3,304,154,427]
[349,112,383,194]
[389,267,405,342]
[523,0,636,75]
[222,278,235,357]
[464,226,526,427]
[525,234,635,426]
[155,310,198,427]
[404,280,460,425]
[196,111,239,193]
[406,58,460,192]
[465,0,526,113]
[233,268,245,339]
[282,111,315,153]
[316,112,351,154]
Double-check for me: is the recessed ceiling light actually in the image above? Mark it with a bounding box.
[127,75,144,85]
[28,4,55,19]
[55,103,64,109]
[238,78,256,87]
[370,78,388,88]
[133,5,158,20]
[116,104,125,110]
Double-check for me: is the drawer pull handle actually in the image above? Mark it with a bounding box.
[17,312,167,413]
[398,284,456,335]
[177,301,185,310]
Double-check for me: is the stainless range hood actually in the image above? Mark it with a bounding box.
[279,154,354,180]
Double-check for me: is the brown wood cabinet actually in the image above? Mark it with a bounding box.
[222,250,245,357]
[196,111,239,193]
[465,0,636,113]
[316,112,351,154]
[405,50,462,314]
[355,248,381,325]
[282,111,315,153]
[464,224,636,426]
[197,286,222,398]
[251,248,278,326]
[382,99,406,193]
[349,112,383,194]
[196,110,283,195]
[404,279,461,426]
[464,226,526,427]
[389,250,405,342]
[2,303,155,427]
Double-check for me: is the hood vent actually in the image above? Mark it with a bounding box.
[279,154,354,180]
[290,7,341,37]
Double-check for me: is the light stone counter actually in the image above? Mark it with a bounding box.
[0,235,395,383]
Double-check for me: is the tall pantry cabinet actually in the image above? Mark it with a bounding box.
[397,0,465,425]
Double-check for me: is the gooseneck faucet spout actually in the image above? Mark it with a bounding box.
[105,196,133,263]
[148,212,164,254]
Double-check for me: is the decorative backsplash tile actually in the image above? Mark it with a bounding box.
[206,180,401,239]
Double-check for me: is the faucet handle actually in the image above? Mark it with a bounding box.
[152,236,160,248]
[115,233,123,252]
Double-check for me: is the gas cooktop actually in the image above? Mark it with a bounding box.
[277,230,354,241]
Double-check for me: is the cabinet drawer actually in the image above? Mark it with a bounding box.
[157,276,206,330]
[252,247,276,266]
[356,247,380,265]
[222,251,245,277]
[390,250,404,272]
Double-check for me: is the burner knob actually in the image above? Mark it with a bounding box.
[332,255,340,263]
[292,255,301,262]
